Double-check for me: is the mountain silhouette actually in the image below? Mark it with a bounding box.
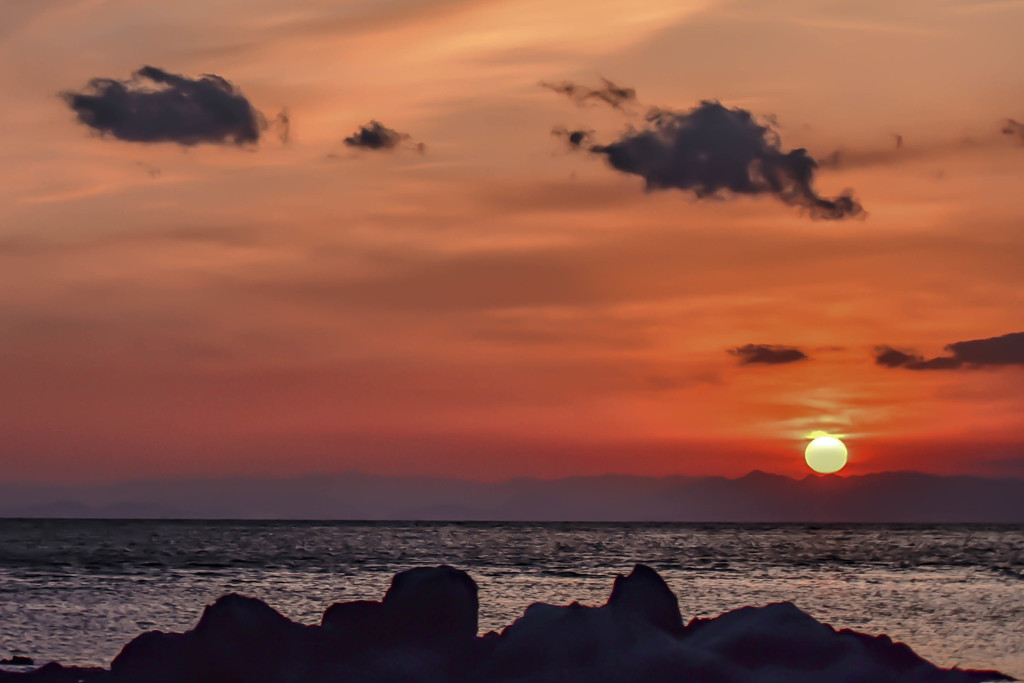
[1,471,1022,521]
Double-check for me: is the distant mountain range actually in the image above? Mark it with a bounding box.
[1,471,1022,522]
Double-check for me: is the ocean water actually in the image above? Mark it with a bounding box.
[0,521,1021,677]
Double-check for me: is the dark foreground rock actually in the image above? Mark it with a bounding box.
[1,564,1013,683]
[0,659,33,667]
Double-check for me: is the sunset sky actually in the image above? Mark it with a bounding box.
[1,0,1023,484]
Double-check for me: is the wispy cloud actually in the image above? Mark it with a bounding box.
[1003,119,1024,142]
[540,78,637,109]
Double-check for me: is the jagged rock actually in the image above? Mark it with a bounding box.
[684,602,847,669]
[0,658,33,667]
[607,564,684,635]
[110,594,323,683]
[191,594,320,682]
[476,564,687,682]
[682,602,1014,683]
[0,663,105,682]
[320,566,482,681]
[320,600,386,649]
[382,565,479,644]
[3,566,1015,683]
[322,565,478,650]
[109,631,195,683]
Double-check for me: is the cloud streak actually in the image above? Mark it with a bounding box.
[1003,118,1024,142]
[61,66,266,146]
[875,331,1024,370]
[729,344,809,365]
[589,101,863,219]
[540,78,636,109]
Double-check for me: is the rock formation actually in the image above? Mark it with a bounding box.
[0,565,1013,683]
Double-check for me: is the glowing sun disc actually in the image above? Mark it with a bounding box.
[805,436,848,474]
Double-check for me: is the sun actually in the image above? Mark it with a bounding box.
[804,436,848,474]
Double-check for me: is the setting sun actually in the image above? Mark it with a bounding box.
[1,2,1023,680]
[805,436,848,474]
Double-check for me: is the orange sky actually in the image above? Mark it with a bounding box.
[1,0,1023,483]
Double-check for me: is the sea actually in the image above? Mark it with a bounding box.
[0,520,1021,677]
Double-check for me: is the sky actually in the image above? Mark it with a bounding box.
[1,0,1023,484]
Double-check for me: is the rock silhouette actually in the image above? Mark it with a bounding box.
[322,564,478,647]
[0,659,32,667]
[0,565,1012,683]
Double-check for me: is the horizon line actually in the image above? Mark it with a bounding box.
[3,467,1022,488]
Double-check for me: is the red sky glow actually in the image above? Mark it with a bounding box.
[1,0,1023,484]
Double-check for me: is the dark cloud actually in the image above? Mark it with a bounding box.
[911,356,963,370]
[1002,119,1024,142]
[343,120,414,151]
[729,344,809,365]
[873,346,962,370]
[590,101,863,219]
[874,346,921,368]
[552,126,593,149]
[947,331,1024,366]
[61,66,266,146]
[540,78,636,109]
[875,332,1024,370]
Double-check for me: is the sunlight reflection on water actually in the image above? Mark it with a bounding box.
[0,521,1020,676]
